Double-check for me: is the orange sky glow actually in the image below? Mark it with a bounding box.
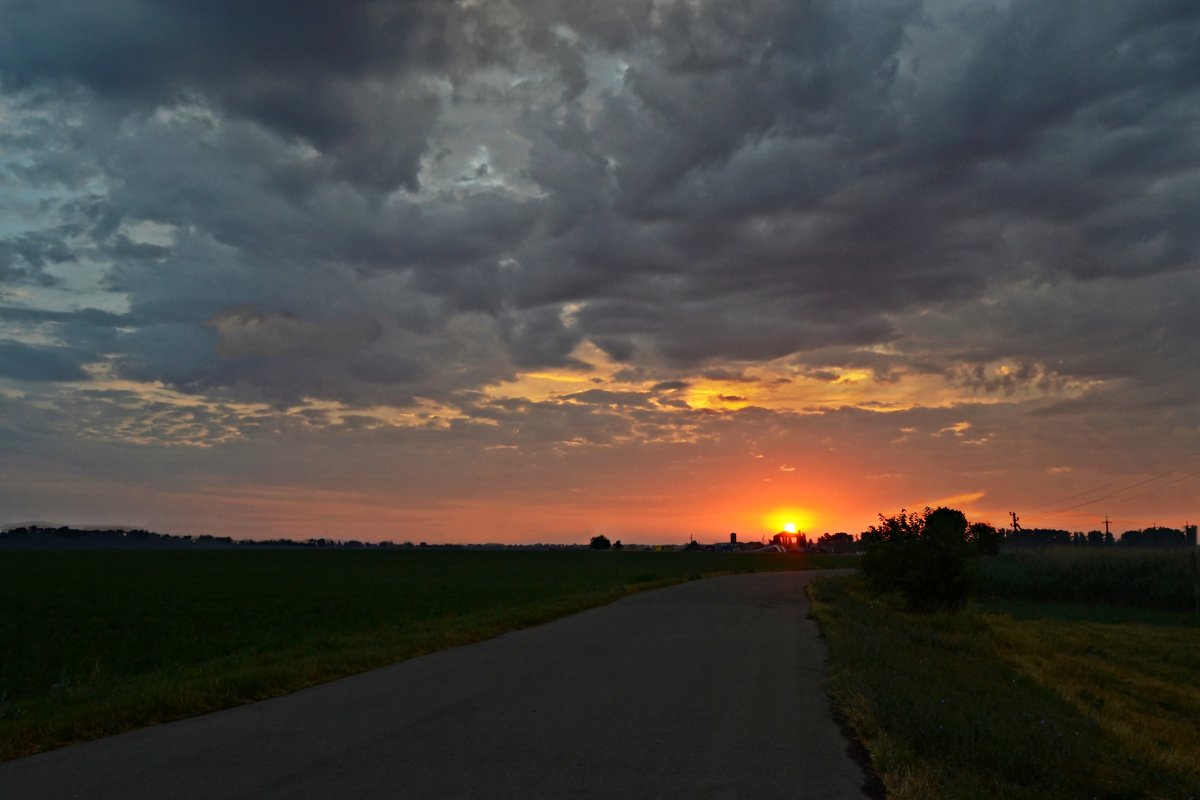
[8,344,1194,544]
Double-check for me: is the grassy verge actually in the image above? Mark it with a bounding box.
[0,549,848,760]
[808,574,1200,800]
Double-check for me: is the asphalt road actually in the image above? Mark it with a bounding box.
[1,571,874,799]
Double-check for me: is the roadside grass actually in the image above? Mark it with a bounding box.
[809,574,1200,800]
[0,549,848,760]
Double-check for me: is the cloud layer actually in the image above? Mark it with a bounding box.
[2,0,1198,538]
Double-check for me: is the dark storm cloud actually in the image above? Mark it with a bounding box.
[0,0,506,191]
[210,308,382,359]
[459,0,1200,374]
[0,0,1197,416]
[561,389,653,408]
[0,339,90,381]
[909,270,1200,410]
[0,306,129,363]
[0,230,76,285]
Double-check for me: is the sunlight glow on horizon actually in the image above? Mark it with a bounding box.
[765,508,816,535]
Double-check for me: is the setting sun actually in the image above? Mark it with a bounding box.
[765,508,816,535]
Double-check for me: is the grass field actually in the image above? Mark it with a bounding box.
[0,548,847,761]
[809,574,1200,800]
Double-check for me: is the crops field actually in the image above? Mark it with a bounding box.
[0,548,847,760]
[975,549,1198,612]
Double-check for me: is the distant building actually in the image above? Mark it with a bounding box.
[771,531,807,551]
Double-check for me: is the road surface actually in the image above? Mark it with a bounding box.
[1,571,875,799]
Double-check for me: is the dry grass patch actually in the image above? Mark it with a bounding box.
[809,575,1198,800]
[986,612,1200,791]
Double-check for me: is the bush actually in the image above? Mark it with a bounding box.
[861,507,973,612]
[967,521,1003,555]
[588,535,612,550]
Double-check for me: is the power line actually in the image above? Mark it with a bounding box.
[1090,467,1200,511]
[1022,453,1200,520]
[1021,482,1118,513]
[1034,467,1179,518]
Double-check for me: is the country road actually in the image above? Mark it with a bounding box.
[1,571,875,799]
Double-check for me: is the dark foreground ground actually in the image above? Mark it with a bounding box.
[0,571,871,799]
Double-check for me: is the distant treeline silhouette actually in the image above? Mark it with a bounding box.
[0,525,373,550]
[0,525,594,550]
[1007,525,1196,549]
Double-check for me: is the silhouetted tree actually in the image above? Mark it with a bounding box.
[816,531,858,553]
[862,507,973,612]
[1119,527,1186,548]
[1008,527,1072,549]
[589,534,612,550]
[967,521,1002,555]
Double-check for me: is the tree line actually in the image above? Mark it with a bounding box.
[1006,524,1196,549]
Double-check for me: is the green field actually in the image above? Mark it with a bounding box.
[0,549,846,760]
[975,549,1198,612]
[810,573,1200,800]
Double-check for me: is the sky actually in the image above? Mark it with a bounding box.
[1,0,1199,544]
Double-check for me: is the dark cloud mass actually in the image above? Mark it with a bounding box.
[0,339,90,381]
[1,0,1199,536]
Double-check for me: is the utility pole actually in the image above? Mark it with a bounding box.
[1103,516,1111,537]
[1010,511,1021,549]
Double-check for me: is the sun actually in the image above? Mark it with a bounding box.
[765,508,815,535]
